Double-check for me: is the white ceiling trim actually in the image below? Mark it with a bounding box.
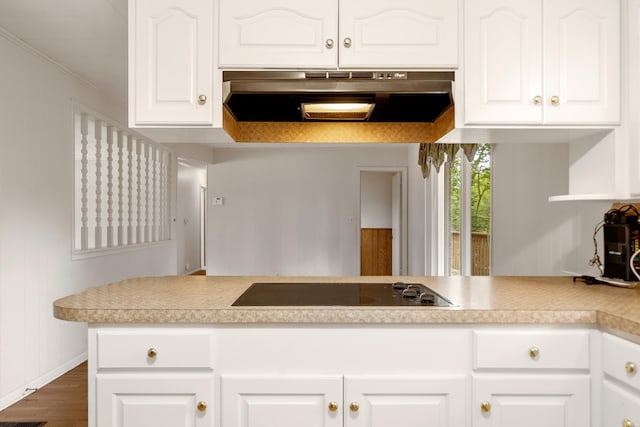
[0,24,99,92]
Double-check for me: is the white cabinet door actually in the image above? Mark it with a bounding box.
[464,0,543,124]
[129,0,213,126]
[628,0,640,196]
[543,0,620,124]
[464,0,619,125]
[602,380,640,427]
[472,375,590,427]
[218,0,338,69]
[344,375,466,427]
[221,375,343,427]
[338,0,458,68]
[96,373,213,427]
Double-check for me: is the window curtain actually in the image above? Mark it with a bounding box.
[418,143,478,178]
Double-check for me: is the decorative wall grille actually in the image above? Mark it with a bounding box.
[73,105,172,253]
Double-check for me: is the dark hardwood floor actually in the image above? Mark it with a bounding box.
[0,362,87,427]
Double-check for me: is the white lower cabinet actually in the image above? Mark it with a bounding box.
[90,327,215,427]
[97,374,214,427]
[472,375,590,427]
[602,332,640,426]
[472,329,591,427]
[221,374,466,427]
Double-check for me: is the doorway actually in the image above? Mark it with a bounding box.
[177,158,207,275]
[359,168,407,276]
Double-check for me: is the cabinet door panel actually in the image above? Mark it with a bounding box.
[221,375,342,427]
[344,375,466,427]
[464,0,542,124]
[96,373,213,427]
[339,0,458,68]
[219,0,338,68]
[473,375,590,427]
[544,0,620,124]
[602,380,640,427]
[130,0,213,125]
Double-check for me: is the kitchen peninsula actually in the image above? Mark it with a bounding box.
[55,276,640,427]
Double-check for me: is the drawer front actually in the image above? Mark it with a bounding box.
[473,330,590,370]
[603,379,640,427]
[97,330,213,369]
[603,332,640,389]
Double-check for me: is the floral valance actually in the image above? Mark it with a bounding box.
[418,143,479,178]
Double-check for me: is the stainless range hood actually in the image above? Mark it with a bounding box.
[222,71,455,143]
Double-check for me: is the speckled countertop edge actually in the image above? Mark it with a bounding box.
[52,275,640,336]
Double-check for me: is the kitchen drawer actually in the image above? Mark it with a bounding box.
[473,330,590,370]
[603,379,640,427]
[603,332,640,390]
[97,330,213,369]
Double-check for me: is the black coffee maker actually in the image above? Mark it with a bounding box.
[603,205,640,281]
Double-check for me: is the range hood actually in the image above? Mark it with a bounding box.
[222,71,455,143]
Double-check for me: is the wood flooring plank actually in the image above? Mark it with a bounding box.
[0,362,87,427]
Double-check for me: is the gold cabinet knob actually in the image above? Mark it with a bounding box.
[325,39,334,49]
[481,401,491,413]
[623,419,635,427]
[529,347,540,359]
[349,402,360,412]
[197,401,207,412]
[147,348,157,359]
[344,37,352,48]
[550,95,560,105]
[198,94,207,105]
[626,361,637,375]
[533,95,542,105]
[328,401,339,412]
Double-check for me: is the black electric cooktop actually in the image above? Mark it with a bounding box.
[232,282,455,307]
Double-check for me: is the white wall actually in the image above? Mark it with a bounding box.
[0,33,176,409]
[492,143,610,275]
[360,172,393,228]
[206,145,418,276]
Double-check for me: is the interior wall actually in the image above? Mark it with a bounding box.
[407,144,428,275]
[491,143,610,275]
[360,172,393,228]
[206,145,415,276]
[0,33,176,409]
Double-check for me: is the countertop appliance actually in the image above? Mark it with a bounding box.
[232,282,455,307]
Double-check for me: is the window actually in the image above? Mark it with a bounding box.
[423,143,491,276]
[73,104,172,254]
[448,144,491,276]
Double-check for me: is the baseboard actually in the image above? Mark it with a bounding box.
[0,352,87,411]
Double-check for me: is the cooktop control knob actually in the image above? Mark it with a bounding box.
[402,287,419,298]
[420,293,436,305]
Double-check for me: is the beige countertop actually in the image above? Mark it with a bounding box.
[53,275,640,336]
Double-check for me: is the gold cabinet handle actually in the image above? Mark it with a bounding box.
[623,419,635,427]
[147,348,157,359]
[533,95,542,105]
[328,401,339,412]
[349,402,360,412]
[550,95,560,105]
[626,361,637,375]
[197,401,207,412]
[529,347,540,359]
[198,94,207,105]
[344,37,352,48]
[481,401,491,413]
[325,39,334,49]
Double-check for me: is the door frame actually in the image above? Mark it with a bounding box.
[358,167,408,275]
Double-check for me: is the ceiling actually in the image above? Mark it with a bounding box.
[0,0,128,104]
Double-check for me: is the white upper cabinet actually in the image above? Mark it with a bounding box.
[218,0,458,69]
[464,0,620,125]
[129,0,214,126]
